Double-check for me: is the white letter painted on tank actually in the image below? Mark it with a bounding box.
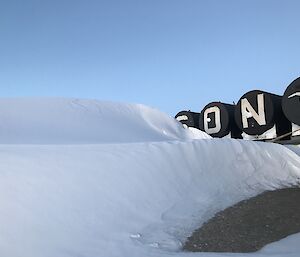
[204,106,221,134]
[241,93,266,128]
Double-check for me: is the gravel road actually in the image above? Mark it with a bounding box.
[183,187,300,252]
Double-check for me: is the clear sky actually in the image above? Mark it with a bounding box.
[1,0,300,115]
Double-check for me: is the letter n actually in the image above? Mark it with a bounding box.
[241,93,266,128]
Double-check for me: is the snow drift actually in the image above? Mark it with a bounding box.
[0,98,299,257]
[0,98,209,144]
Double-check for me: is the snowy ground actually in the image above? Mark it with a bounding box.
[0,98,299,257]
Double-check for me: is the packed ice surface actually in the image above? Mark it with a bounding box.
[0,98,299,257]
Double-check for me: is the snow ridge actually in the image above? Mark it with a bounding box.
[0,98,209,144]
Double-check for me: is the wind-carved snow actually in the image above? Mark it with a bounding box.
[0,98,299,257]
[130,140,300,254]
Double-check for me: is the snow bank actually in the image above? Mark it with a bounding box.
[0,98,210,144]
[0,98,299,257]
[0,141,300,257]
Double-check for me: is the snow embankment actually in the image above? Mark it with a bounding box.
[0,98,209,144]
[0,98,299,257]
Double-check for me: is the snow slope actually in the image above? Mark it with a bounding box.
[0,98,299,257]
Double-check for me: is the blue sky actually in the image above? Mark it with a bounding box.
[1,0,300,115]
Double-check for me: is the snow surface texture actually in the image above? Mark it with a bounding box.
[0,98,300,257]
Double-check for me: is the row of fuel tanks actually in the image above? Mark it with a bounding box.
[175,77,300,142]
